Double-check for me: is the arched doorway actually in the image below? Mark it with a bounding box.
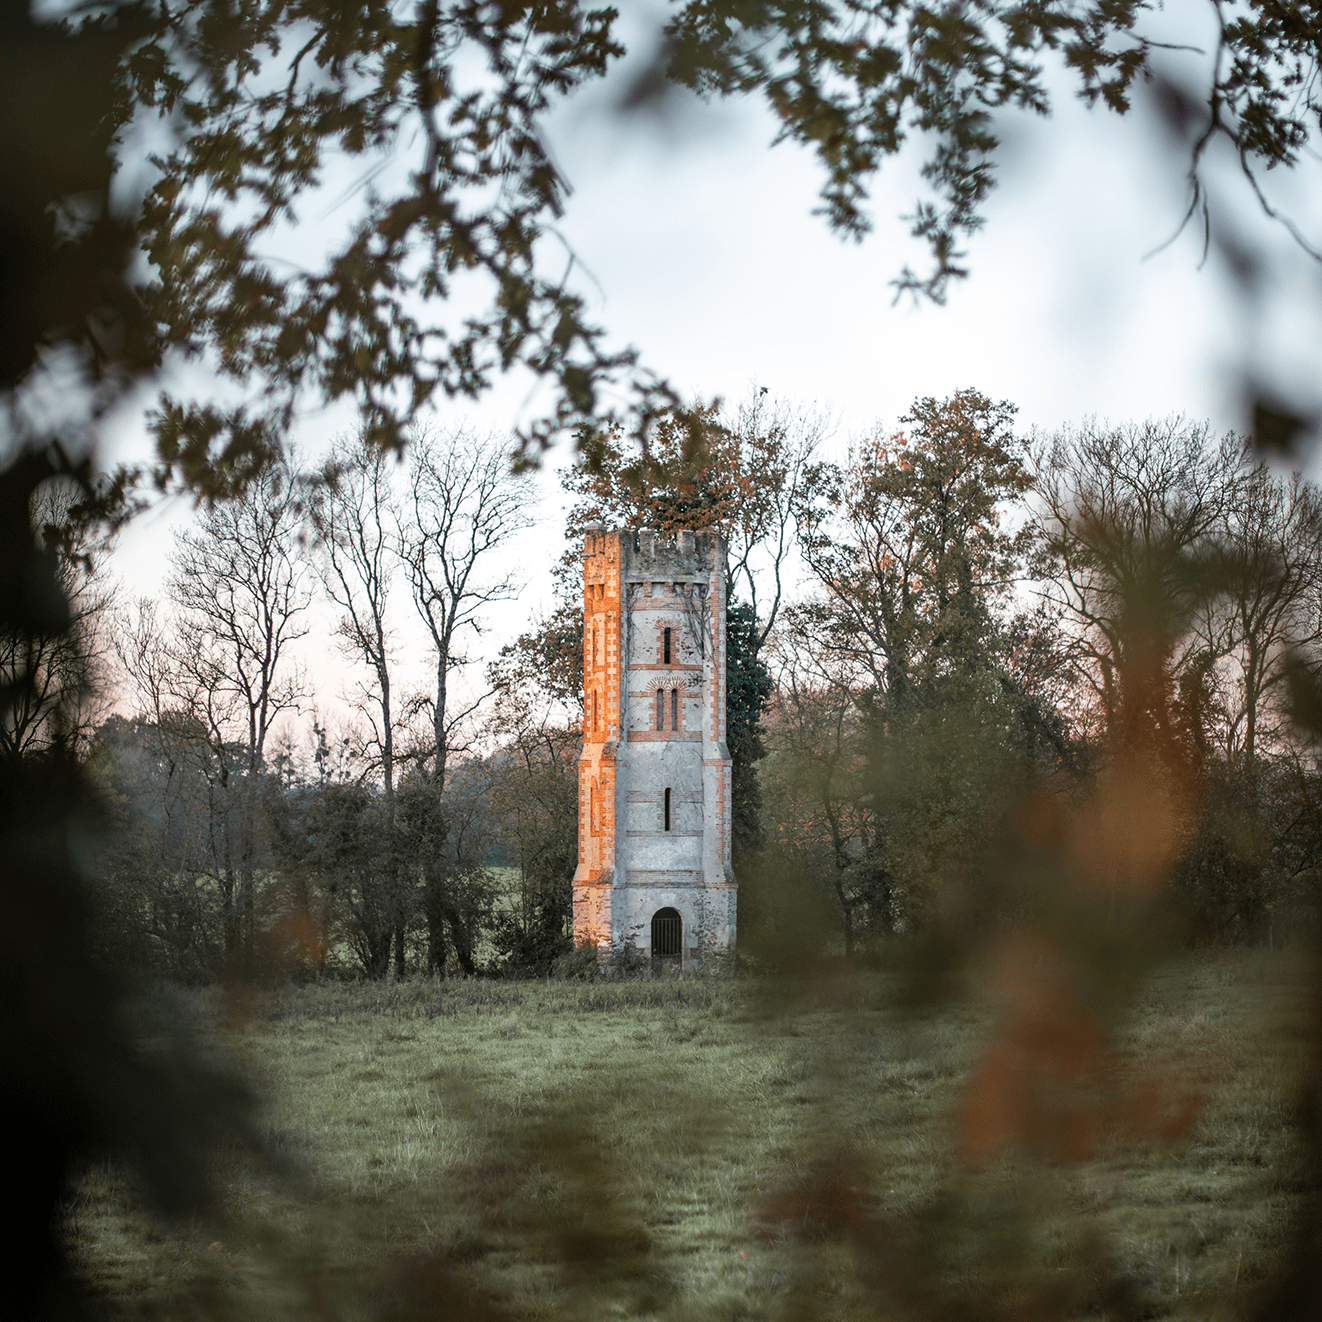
[651,907,683,962]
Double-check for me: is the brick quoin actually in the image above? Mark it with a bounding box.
[571,528,736,964]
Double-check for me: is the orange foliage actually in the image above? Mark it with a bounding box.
[960,931,1205,1165]
[263,903,331,977]
[757,1159,873,1243]
[220,887,333,1026]
[798,954,858,1007]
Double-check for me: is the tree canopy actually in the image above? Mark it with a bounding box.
[9,0,1317,502]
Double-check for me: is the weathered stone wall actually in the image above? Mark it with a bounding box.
[572,527,735,963]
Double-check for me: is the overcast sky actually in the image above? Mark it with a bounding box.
[103,3,1322,746]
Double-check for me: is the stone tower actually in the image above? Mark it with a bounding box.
[573,527,736,963]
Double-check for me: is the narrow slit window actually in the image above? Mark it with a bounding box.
[663,627,671,664]
[664,788,671,831]
[656,689,664,730]
[593,690,599,732]
[671,687,678,730]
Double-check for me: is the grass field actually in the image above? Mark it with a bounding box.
[68,950,1316,1321]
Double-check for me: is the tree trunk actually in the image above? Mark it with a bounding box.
[239,865,256,975]
[447,908,477,976]
[839,887,854,959]
[238,775,259,975]
[219,785,240,965]
[826,801,854,956]
[1244,640,1260,768]
[362,923,391,979]
[425,861,448,974]
[220,884,239,966]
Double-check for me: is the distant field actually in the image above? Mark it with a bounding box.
[69,951,1314,1321]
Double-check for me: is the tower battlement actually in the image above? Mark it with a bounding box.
[572,527,736,963]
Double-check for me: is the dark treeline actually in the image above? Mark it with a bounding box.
[64,392,1322,982]
[756,397,1322,959]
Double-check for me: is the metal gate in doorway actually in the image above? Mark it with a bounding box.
[651,907,682,960]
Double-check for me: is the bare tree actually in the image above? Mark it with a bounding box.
[314,436,403,800]
[112,597,224,897]
[1209,458,1322,768]
[168,462,311,766]
[1032,419,1242,755]
[398,430,533,973]
[146,462,312,967]
[1,483,115,760]
[312,435,410,974]
[722,393,828,650]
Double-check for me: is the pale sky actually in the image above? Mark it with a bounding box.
[101,3,1322,753]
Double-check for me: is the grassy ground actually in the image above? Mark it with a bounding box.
[67,950,1316,1321]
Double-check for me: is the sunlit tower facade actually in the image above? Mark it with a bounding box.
[573,527,736,964]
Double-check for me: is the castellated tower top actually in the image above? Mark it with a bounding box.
[572,527,735,964]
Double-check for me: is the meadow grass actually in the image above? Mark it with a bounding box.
[68,950,1315,1320]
